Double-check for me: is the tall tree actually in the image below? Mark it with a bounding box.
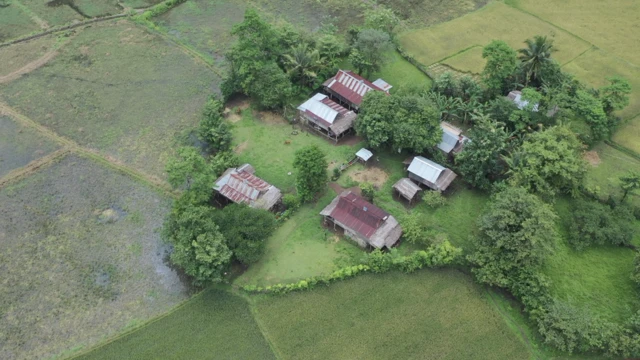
[482,40,518,96]
[573,89,609,140]
[198,96,232,152]
[468,186,559,288]
[282,43,321,87]
[163,203,231,285]
[166,146,215,205]
[356,91,442,153]
[620,171,640,201]
[518,35,555,86]
[455,116,510,190]
[349,29,393,77]
[293,145,328,202]
[599,76,632,115]
[505,126,586,198]
[211,204,276,264]
[364,6,399,35]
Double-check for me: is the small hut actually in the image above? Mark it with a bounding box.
[393,178,422,204]
[406,156,457,192]
[438,122,469,156]
[355,148,373,164]
[297,93,357,142]
[213,164,282,210]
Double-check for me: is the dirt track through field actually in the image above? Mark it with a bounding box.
[0,102,177,197]
[0,147,70,188]
[0,50,58,84]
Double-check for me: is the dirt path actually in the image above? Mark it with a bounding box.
[0,102,177,197]
[0,50,59,84]
[13,0,50,29]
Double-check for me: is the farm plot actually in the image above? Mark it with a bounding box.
[399,2,590,70]
[154,0,329,65]
[254,270,532,360]
[441,46,485,75]
[76,288,275,360]
[0,20,220,179]
[508,0,640,66]
[0,2,40,42]
[0,115,60,177]
[235,188,362,287]
[18,0,84,27]
[0,155,188,360]
[0,35,58,78]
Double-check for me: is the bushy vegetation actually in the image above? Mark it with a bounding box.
[568,198,635,250]
[293,145,328,202]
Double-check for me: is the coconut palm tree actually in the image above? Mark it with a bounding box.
[518,35,555,86]
[282,43,321,87]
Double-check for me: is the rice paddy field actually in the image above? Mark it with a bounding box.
[0,35,58,77]
[76,288,275,360]
[0,155,188,360]
[0,21,220,179]
[0,2,41,42]
[0,115,60,177]
[254,270,532,360]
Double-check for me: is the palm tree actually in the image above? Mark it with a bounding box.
[282,43,321,87]
[518,35,555,86]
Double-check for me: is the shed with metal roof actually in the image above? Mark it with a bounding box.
[320,191,402,249]
[406,156,457,192]
[213,164,282,210]
[298,93,357,142]
[438,122,469,155]
[322,70,390,111]
[393,178,422,204]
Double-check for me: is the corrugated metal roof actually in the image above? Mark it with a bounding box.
[438,130,459,153]
[298,94,339,124]
[355,148,373,161]
[322,70,387,107]
[393,178,421,200]
[214,165,280,208]
[330,191,389,239]
[407,156,445,184]
[372,78,392,92]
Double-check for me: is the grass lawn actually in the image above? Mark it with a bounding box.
[254,269,532,360]
[232,109,361,192]
[0,155,188,359]
[0,115,60,177]
[543,198,640,323]
[399,2,590,69]
[585,143,640,207]
[615,115,640,155]
[0,20,220,179]
[0,1,40,42]
[76,288,275,360]
[234,189,362,287]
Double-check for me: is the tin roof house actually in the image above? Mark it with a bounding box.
[320,191,402,249]
[322,70,391,111]
[213,164,282,210]
[438,122,469,155]
[297,93,357,142]
[406,156,457,192]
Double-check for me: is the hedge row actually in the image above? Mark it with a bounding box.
[241,241,462,295]
[134,0,186,22]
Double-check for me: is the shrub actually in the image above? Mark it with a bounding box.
[359,182,375,202]
[569,198,635,250]
[402,212,434,247]
[631,253,640,286]
[332,167,341,181]
[422,191,446,208]
[282,194,301,211]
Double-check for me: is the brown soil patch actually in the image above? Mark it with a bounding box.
[349,167,389,189]
[234,141,248,154]
[224,98,250,123]
[583,150,601,166]
[328,182,361,196]
[255,110,288,125]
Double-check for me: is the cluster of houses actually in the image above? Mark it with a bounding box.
[212,69,481,250]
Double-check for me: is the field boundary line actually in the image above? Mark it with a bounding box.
[240,293,284,360]
[560,45,596,67]
[11,0,50,29]
[0,102,178,198]
[0,14,127,49]
[434,44,483,66]
[67,289,207,359]
[0,148,70,188]
[0,50,59,84]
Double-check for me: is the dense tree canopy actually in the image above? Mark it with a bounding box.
[599,76,632,115]
[455,116,510,190]
[349,29,393,77]
[468,186,559,288]
[163,203,231,285]
[199,97,233,153]
[506,126,586,198]
[211,204,276,264]
[568,199,635,250]
[293,145,328,202]
[166,146,216,204]
[482,40,518,96]
[356,91,441,153]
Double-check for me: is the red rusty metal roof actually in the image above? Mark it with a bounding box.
[323,70,386,107]
[217,169,271,205]
[320,96,349,115]
[330,192,389,239]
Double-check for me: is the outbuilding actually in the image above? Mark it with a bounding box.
[406,156,457,192]
[320,191,402,249]
[392,178,422,204]
[438,122,469,156]
[298,93,357,142]
[213,164,282,211]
